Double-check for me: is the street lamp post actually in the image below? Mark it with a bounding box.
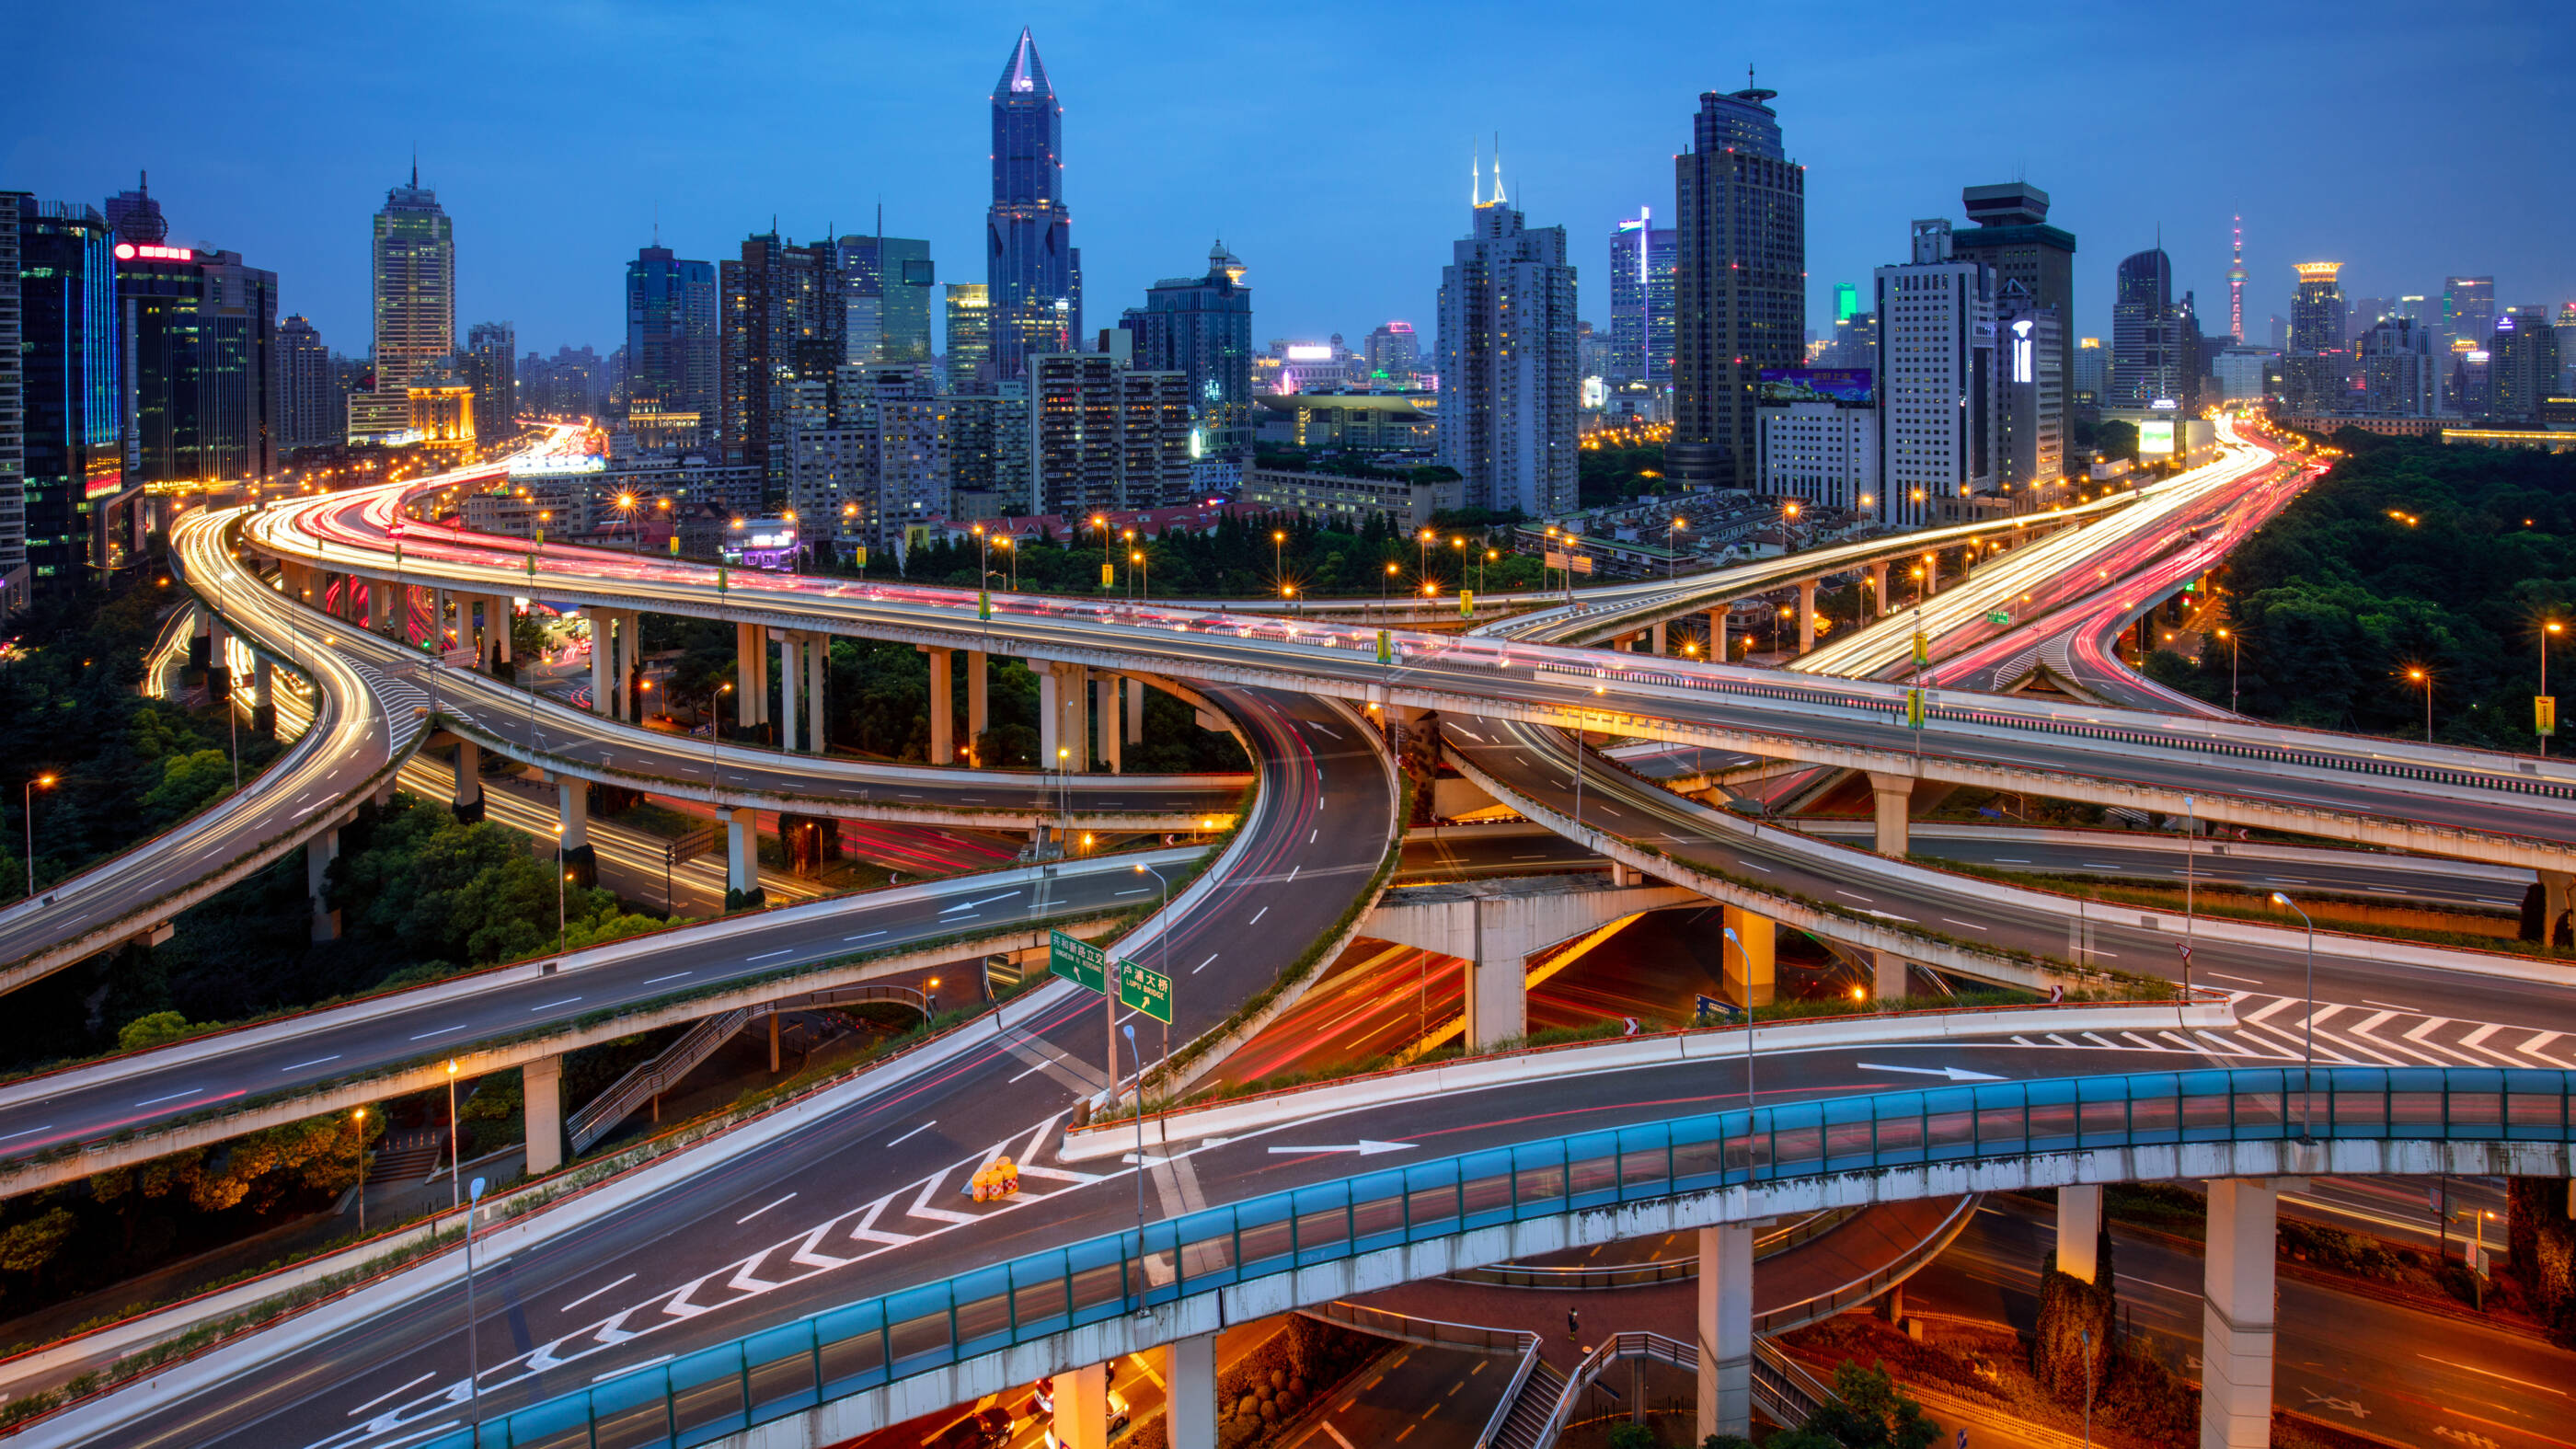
[2270,892,2317,1138]
[2407,666,2432,742]
[351,1107,368,1235]
[444,1058,462,1213]
[2544,621,2563,756]
[1722,927,1754,1112]
[463,1174,487,1440]
[23,774,56,899]
[1135,861,1173,1065]
[2215,627,2238,713]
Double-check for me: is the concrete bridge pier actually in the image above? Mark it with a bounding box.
[451,740,484,822]
[1098,673,1122,774]
[925,648,955,765]
[735,623,771,732]
[2543,869,2573,942]
[1695,1221,1754,1441]
[554,774,595,888]
[968,650,991,756]
[774,629,801,751]
[1168,1335,1217,1449]
[2058,1183,2101,1283]
[1797,579,1817,654]
[1366,879,1696,1050]
[523,1053,564,1175]
[1055,1363,1112,1449]
[1708,607,1728,663]
[2202,1178,2301,1447]
[1125,677,1144,745]
[1869,949,1908,1003]
[1041,662,1090,772]
[1650,620,1668,656]
[590,613,615,719]
[205,619,233,702]
[802,627,827,750]
[431,587,449,649]
[1868,771,1914,857]
[305,827,340,942]
[251,655,276,735]
[1720,905,1775,1007]
[1868,561,1888,620]
[725,806,759,900]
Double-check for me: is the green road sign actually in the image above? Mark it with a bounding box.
[1376,629,1393,665]
[1049,929,1108,993]
[978,590,993,622]
[1904,688,1926,730]
[1119,959,1174,1024]
[1986,610,2010,626]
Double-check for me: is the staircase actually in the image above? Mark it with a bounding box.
[566,1007,749,1154]
[1485,1355,1566,1449]
[364,1128,449,1186]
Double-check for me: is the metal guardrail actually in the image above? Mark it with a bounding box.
[1753,1195,1980,1336]
[1445,1205,1860,1290]
[1302,1300,1532,1357]
[413,1065,2576,1449]
[1530,1330,1694,1448]
[1752,1341,1838,1432]
[566,1008,748,1154]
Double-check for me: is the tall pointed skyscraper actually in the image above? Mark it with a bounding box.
[1669,83,1804,491]
[985,28,1079,380]
[349,167,454,441]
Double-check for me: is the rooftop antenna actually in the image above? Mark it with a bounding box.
[1471,135,1481,207]
[652,201,659,248]
[1491,132,1506,205]
[409,146,417,188]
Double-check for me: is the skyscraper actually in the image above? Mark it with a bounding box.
[1608,212,1676,385]
[1950,181,2075,442]
[2488,309,2560,423]
[349,169,454,442]
[2284,262,2345,412]
[2357,317,2436,417]
[118,242,279,483]
[2109,247,2180,409]
[462,321,517,440]
[944,283,991,393]
[836,233,936,367]
[102,172,167,247]
[1670,85,1805,490]
[1363,321,1419,386]
[0,194,22,611]
[1873,219,1995,529]
[1119,240,1252,460]
[1994,280,2064,492]
[1435,164,1578,517]
[275,315,337,451]
[1028,351,1190,515]
[2441,276,2494,351]
[719,230,840,500]
[626,246,718,422]
[2070,337,2107,412]
[2225,216,2247,342]
[6,196,123,598]
[985,29,1080,381]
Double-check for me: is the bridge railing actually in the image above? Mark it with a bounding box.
[417,1065,2576,1449]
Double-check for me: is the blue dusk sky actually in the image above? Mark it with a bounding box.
[8,0,2569,359]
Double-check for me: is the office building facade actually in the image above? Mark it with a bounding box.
[1994,281,2064,490]
[8,197,124,597]
[945,382,1029,515]
[118,243,279,484]
[1949,181,2076,430]
[1874,219,1995,530]
[2357,317,2437,416]
[787,365,951,558]
[1671,86,1805,490]
[2284,262,2346,414]
[1363,321,1419,386]
[350,171,454,442]
[1608,212,1676,385]
[2442,276,2494,351]
[462,320,515,442]
[985,29,1081,380]
[945,283,992,393]
[0,194,21,609]
[2109,248,2183,409]
[2489,309,2560,423]
[1119,240,1252,460]
[1435,188,1578,517]
[719,231,840,501]
[1027,352,1190,516]
[1754,372,1875,511]
[835,234,936,367]
[275,315,339,450]
[627,246,718,424]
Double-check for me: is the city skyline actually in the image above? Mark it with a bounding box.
[8,1,2567,361]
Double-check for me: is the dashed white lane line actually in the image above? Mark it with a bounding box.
[746,949,791,960]
[1250,907,1269,925]
[558,1275,636,1315]
[282,1054,342,1072]
[737,1192,797,1225]
[1195,953,1218,973]
[347,1371,439,1417]
[887,1121,936,1147]
[643,971,691,985]
[530,996,581,1012]
[134,1087,201,1107]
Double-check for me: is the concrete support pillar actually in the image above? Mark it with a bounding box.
[1055,1363,1110,1449]
[2059,1183,2103,1284]
[612,611,635,720]
[589,614,613,718]
[523,1053,564,1175]
[804,627,826,752]
[1125,676,1144,744]
[305,827,340,942]
[2542,869,2573,943]
[2202,1178,2294,1447]
[493,595,512,663]
[452,740,484,822]
[1038,663,1061,765]
[776,630,800,753]
[557,775,595,888]
[252,654,277,735]
[1695,1222,1754,1442]
[925,648,955,765]
[1870,949,1907,1004]
[1098,673,1122,774]
[205,620,233,702]
[433,588,450,649]
[1464,899,1527,1051]
[1707,608,1728,663]
[1720,905,1775,1008]
[1869,561,1889,619]
[1168,1334,1217,1449]
[735,623,763,728]
[1650,620,1668,656]
[1797,579,1818,654]
[724,806,758,895]
[1869,771,1914,857]
[1056,662,1090,772]
[968,650,990,753]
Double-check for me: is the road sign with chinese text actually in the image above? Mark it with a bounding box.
[1049,930,1107,993]
[1118,960,1173,1023]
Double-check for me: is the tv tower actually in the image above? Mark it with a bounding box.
[2227,215,2248,342]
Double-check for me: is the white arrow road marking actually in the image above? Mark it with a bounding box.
[941,890,1021,914]
[592,1306,642,1345]
[658,1274,720,1320]
[1265,1140,1416,1156]
[1853,1063,2007,1082]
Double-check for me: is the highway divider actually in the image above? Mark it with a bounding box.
[1060,993,2236,1165]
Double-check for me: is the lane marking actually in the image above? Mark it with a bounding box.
[134,1087,202,1107]
[642,972,692,985]
[597,1354,672,1382]
[409,1023,468,1041]
[1195,953,1218,973]
[2417,1353,2570,1396]
[746,949,792,961]
[282,1055,342,1072]
[887,1121,936,1147]
[2203,972,2264,986]
[845,930,887,941]
[1250,906,1269,925]
[0,1125,52,1143]
[347,1371,438,1417]
[530,996,581,1012]
[558,1274,636,1314]
[737,1192,798,1225]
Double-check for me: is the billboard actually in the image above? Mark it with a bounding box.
[1756,367,1874,405]
[2138,420,2177,455]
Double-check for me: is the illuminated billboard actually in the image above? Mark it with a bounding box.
[1755,367,1874,404]
[2138,420,2177,455]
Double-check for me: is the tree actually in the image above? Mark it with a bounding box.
[1801,1360,1940,1449]
[0,1208,76,1291]
[142,749,236,824]
[116,1010,194,1053]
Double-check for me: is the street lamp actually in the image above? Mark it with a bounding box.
[2544,621,2563,756]
[1666,517,1685,580]
[22,774,55,899]
[1135,860,1174,1066]
[351,1107,368,1235]
[1384,560,1397,605]
[463,1174,488,1436]
[2269,892,2316,1138]
[2406,666,2432,742]
[1721,927,1754,1111]
[2214,627,2239,713]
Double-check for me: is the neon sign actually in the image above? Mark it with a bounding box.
[113,243,194,262]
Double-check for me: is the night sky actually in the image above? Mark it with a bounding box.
[10,0,2569,360]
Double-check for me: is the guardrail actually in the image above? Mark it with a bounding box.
[566,1008,749,1154]
[407,1065,2576,1449]
[1446,1205,1860,1290]
[1753,1194,1979,1335]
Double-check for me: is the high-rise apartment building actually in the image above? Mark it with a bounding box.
[1670,85,1804,490]
[1754,370,1875,511]
[835,233,936,367]
[0,194,22,610]
[118,243,279,484]
[2109,248,2181,409]
[719,231,840,501]
[2488,309,2560,423]
[1363,321,1419,386]
[626,246,718,424]
[985,29,1080,381]
[1994,281,2064,491]
[1435,178,1578,517]
[788,365,951,557]
[1608,212,1676,385]
[2441,276,2494,351]
[6,197,124,597]
[461,321,516,442]
[2556,304,2576,396]
[1949,181,2075,432]
[945,382,1029,513]
[274,316,338,451]
[945,283,992,393]
[1119,241,1252,460]
[2284,262,2346,413]
[349,169,454,442]
[2071,337,2108,412]
[1026,352,1190,516]
[2357,317,2436,416]
[1873,219,1995,530]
